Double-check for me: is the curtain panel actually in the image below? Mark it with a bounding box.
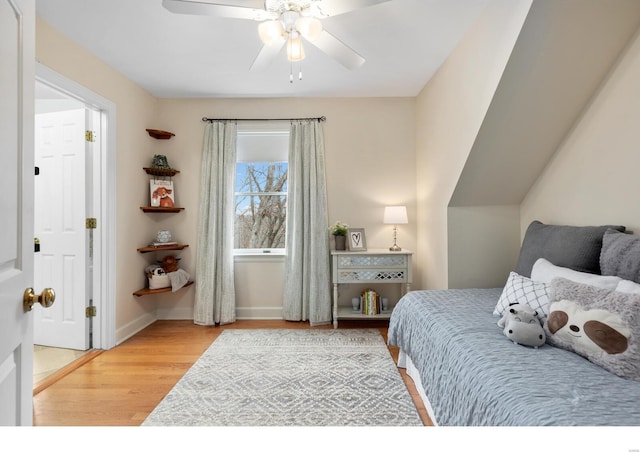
[283,119,332,325]
[194,121,237,325]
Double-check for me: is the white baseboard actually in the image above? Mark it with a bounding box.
[115,312,156,345]
[155,306,284,321]
[236,306,283,319]
[119,307,286,342]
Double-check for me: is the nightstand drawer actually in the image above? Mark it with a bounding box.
[337,254,407,268]
[336,269,407,283]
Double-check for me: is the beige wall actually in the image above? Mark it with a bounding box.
[36,16,417,333]
[153,97,417,319]
[521,27,640,236]
[447,206,520,289]
[414,0,532,289]
[36,0,640,341]
[418,0,640,290]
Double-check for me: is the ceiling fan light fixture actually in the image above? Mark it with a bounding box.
[258,20,284,45]
[295,16,322,42]
[287,35,305,62]
[266,0,313,15]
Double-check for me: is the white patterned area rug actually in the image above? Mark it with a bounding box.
[142,328,423,426]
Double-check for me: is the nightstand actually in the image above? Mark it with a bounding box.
[331,249,412,328]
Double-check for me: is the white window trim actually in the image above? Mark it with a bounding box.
[233,250,286,263]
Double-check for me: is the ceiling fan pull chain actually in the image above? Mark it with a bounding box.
[299,62,303,81]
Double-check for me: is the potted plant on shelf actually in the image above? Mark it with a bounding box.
[330,221,349,250]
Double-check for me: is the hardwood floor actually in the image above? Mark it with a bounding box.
[32,319,433,426]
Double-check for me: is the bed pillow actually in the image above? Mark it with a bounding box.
[514,221,625,278]
[494,272,550,323]
[616,279,640,295]
[531,257,622,289]
[545,277,640,381]
[600,229,640,283]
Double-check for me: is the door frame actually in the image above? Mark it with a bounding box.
[35,63,116,350]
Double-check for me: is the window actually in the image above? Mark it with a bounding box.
[234,124,289,254]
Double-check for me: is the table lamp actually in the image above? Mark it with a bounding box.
[383,206,408,251]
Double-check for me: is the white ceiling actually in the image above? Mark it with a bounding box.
[35,0,492,98]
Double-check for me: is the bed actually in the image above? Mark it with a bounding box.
[388,221,640,426]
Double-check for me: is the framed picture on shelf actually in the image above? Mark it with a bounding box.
[150,179,175,208]
[347,228,367,251]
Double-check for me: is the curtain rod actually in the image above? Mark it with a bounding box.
[202,116,326,123]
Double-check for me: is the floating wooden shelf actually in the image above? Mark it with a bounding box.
[140,206,184,213]
[137,244,189,253]
[143,167,180,177]
[146,129,175,139]
[133,280,193,297]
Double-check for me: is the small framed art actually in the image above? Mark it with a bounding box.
[347,228,367,251]
[150,180,175,208]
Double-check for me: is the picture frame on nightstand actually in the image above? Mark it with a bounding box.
[347,228,367,251]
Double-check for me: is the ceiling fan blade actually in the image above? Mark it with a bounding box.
[162,0,269,21]
[317,0,392,17]
[250,37,286,71]
[311,30,365,70]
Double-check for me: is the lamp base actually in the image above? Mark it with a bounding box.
[389,245,402,252]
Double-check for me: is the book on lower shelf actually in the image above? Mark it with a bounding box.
[149,241,178,247]
[361,288,381,315]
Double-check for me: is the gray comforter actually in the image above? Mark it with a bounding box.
[388,288,640,426]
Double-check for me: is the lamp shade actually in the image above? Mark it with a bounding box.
[296,16,322,42]
[287,35,305,61]
[383,206,408,224]
[258,20,284,45]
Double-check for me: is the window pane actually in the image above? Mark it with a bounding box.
[234,161,287,250]
[235,195,287,249]
[236,162,287,193]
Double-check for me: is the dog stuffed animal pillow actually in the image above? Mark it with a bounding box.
[545,278,640,381]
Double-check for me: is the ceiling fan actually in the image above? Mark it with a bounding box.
[162,0,392,74]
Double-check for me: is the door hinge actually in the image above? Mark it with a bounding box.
[86,218,97,229]
[85,130,95,142]
[86,306,97,318]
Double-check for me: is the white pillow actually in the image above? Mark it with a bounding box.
[494,272,550,323]
[616,279,640,294]
[530,258,621,289]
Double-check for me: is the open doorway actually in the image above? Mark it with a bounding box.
[33,83,94,382]
[34,64,117,385]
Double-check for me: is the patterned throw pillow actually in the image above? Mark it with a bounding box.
[494,272,550,323]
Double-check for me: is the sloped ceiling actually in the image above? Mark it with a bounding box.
[449,0,640,207]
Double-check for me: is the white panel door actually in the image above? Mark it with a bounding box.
[34,108,89,350]
[0,0,36,426]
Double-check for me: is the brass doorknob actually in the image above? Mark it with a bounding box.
[23,288,55,312]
